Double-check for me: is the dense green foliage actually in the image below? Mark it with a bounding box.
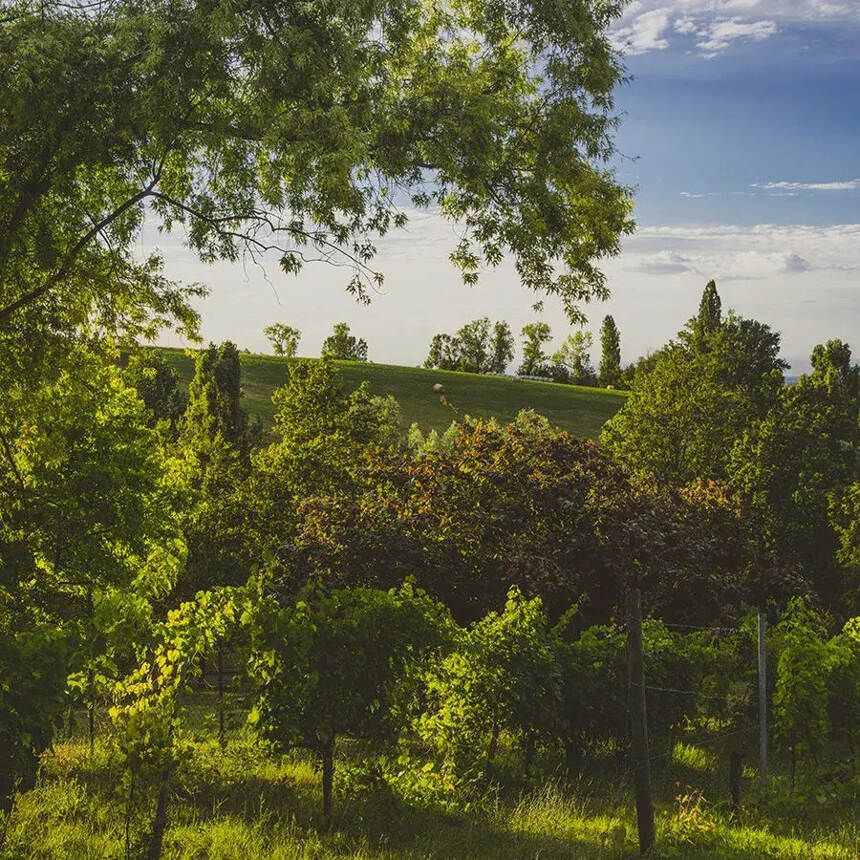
[552,330,598,386]
[0,0,633,354]
[321,322,369,363]
[249,582,446,816]
[0,346,183,808]
[419,589,562,772]
[263,323,301,358]
[2,1,859,853]
[602,294,788,484]
[124,350,188,434]
[729,341,859,611]
[290,412,777,626]
[518,321,553,376]
[424,318,514,374]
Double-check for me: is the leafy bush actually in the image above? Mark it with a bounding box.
[247,582,447,816]
[772,598,832,771]
[418,588,561,774]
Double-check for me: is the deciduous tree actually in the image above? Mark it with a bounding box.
[124,349,188,435]
[263,323,301,358]
[489,321,515,374]
[553,330,597,386]
[248,582,445,816]
[321,322,368,362]
[519,322,553,376]
[729,340,859,613]
[0,0,633,345]
[601,287,787,483]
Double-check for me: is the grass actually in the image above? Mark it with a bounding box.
[157,348,628,440]
[3,716,856,859]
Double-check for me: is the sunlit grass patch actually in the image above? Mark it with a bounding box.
[2,778,125,859]
[716,823,857,859]
[6,729,858,860]
[671,742,718,772]
[158,348,628,440]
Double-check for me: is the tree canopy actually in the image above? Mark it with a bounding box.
[264,323,301,358]
[321,322,368,362]
[601,283,787,484]
[0,0,633,356]
[553,330,597,386]
[519,322,553,376]
[424,318,514,374]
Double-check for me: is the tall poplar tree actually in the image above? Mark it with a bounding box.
[693,280,723,341]
[599,315,621,387]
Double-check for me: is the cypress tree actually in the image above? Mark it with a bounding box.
[697,280,722,337]
[599,315,621,387]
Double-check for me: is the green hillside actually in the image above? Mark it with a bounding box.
[158,347,628,440]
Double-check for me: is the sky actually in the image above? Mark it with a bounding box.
[153,0,860,374]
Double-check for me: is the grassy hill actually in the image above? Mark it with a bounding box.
[158,347,628,440]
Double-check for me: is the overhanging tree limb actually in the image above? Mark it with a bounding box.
[0,183,157,325]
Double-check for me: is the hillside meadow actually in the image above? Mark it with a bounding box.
[156,348,628,439]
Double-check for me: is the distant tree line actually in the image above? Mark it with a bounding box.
[424,318,514,374]
[425,314,624,388]
[262,321,369,362]
[262,315,627,388]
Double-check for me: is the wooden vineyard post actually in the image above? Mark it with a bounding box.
[627,589,655,855]
[758,612,768,790]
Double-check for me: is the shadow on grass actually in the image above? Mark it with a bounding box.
[166,752,622,858]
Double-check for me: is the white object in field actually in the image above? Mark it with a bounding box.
[432,383,445,393]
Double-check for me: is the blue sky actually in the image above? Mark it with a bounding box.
[154,1,860,374]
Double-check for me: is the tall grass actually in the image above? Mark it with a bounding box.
[2,727,856,859]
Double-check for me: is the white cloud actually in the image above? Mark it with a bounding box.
[619,223,860,279]
[784,253,811,272]
[674,16,699,35]
[632,250,695,273]
[611,7,673,54]
[752,178,860,191]
[611,0,857,56]
[695,18,778,57]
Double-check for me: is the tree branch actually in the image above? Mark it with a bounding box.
[0,182,156,325]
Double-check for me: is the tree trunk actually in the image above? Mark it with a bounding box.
[146,763,171,860]
[627,588,655,856]
[789,743,796,794]
[487,724,499,765]
[88,695,95,756]
[523,728,536,777]
[564,736,582,772]
[124,772,136,860]
[729,750,743,823]
[321,736,335,819]
[87,587,95,756]
[217,643,225,748]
